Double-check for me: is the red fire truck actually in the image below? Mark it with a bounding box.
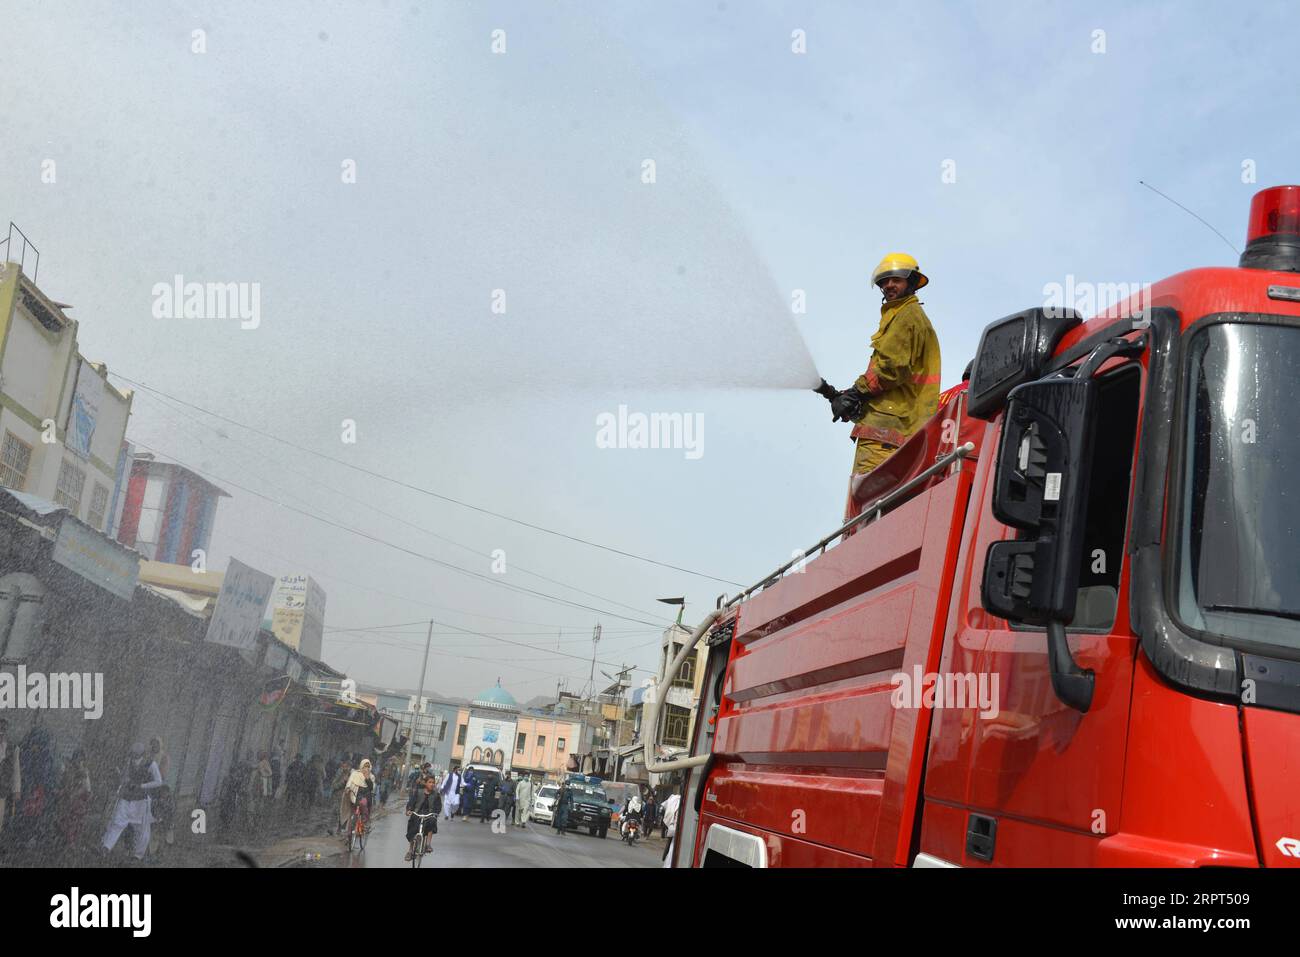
[648,186,1300,868]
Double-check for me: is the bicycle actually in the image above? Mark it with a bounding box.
[409,811,436,868]
[345,799,370,853]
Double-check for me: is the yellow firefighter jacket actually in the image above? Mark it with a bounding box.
[850,294,941,447]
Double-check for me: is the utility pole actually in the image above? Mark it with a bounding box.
[611,663,630,782]
[587,623,601,701]
[405,620,433,778]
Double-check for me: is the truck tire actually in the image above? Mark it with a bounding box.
[599,826,608,839]
[589,827,597,836]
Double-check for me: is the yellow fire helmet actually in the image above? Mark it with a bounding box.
[871,252,928,290]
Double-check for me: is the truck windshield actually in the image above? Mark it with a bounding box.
[1176,322,1300,653]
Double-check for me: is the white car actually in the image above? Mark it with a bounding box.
[531,784,559,824]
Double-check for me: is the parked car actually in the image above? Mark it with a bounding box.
[531,784,560,824]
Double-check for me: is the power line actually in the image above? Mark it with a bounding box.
[404,615,658,675]
[131,388,670,622]
[112,371,741,586]
[128,436,665,627]
[212,517,606,633]
[131,390,668,626]
[326,633,596,681]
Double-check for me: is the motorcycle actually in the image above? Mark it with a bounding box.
[621,814,642,846]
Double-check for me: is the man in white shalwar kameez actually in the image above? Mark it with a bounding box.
[440,769,461,820]
[514,774,533,828]
[102,743,163,860]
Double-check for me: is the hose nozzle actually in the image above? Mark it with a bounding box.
[813,378,838,400]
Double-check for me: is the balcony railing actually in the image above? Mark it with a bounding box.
[0,223,39,280]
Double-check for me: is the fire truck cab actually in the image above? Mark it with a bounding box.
[661,186,1300,868]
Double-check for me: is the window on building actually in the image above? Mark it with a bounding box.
[457,724,467,746]
[516,732,526,753]
[54,459,87,513]
[87,483,110,530]
[557,737,566,751]
[438,721,447,742]
[663,705,691,748]
[0,432,33,490]
[673,650,698,688]
[537,735,546,750]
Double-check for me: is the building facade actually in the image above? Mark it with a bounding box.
[113,454,229,564]
[623,622,706,783]
[0,262,133,534]
[447,683,588,782]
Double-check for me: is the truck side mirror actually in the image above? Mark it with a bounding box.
[983,377,1097,621]
[981,376,1098,712]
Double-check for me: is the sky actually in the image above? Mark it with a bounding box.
[1,0,1295,701]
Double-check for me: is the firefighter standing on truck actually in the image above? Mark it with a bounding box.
[815,252,942,476]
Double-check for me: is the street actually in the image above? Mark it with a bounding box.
[310,808,666,869]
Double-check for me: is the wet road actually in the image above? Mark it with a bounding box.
[329,808,666,868]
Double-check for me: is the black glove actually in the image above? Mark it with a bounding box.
[813,378,839,400]
[830,389,865,423]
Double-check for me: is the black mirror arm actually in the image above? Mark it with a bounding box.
[1047,620,1095,712]
[1075,334,1147,382]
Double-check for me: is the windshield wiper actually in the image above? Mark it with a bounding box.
[1205,604,1300,622]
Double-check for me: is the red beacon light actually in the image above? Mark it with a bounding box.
[1240,185,1300,272]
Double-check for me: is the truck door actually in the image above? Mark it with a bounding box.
[920,359,1143,866]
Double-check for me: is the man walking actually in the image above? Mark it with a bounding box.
[514,774,533,828]
[660,789,681,864]
[499,772,516,826]
[101,743,163,861]
[460,767,476,819]
[439,767,461,821]
[818,252,942,483]
[478,774,497,824]
[286,753,305,809]
[642,790,658,838]
[552,783,571,837]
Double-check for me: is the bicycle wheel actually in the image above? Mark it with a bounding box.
[411,833,422,868]
[356,816,367,851]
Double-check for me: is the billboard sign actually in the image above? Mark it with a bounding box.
[270,574,326,659]
[206,558,274,652]
[66,360,103,461]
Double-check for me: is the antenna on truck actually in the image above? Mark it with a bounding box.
[1139,180,1240,255]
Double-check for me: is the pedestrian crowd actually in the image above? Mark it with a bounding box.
[215,748,405,846]
[0,719,99,863]
[0,722,186,866]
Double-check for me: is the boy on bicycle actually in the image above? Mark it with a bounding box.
[405,775,442,861]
